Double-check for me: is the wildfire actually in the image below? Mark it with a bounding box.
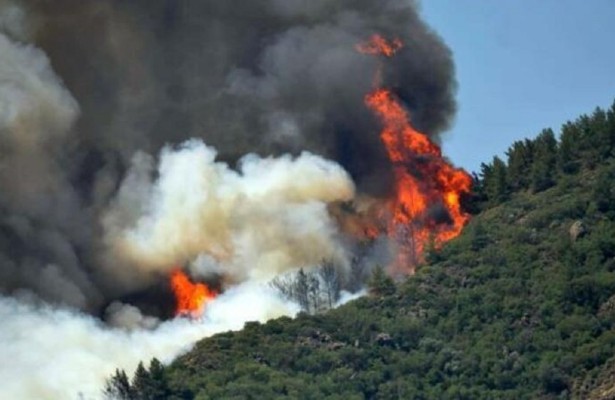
[357,35,472,271]
[170,269,216,318]
[355,34,403,57]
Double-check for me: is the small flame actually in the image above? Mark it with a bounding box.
[170,269,216,318]
[357,35,472,272]
[355,34,403,57]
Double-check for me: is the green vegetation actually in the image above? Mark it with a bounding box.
[106,100,615,399]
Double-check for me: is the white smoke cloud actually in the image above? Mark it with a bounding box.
[0,4,367,400]
[103,139,355,286]
[0,31,77,147]
[0,285,299,400]
[336,289,367,307]
[0,8,103,309]
[104,301,160,331]
[0,0,30,42]
[0,26,354,398]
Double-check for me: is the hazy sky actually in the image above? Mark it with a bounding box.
[420,0,615,173]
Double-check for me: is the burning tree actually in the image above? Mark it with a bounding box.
[169,269,217,319]
[357,35,472,273]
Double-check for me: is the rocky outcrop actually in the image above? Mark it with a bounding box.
[570,220,587,241]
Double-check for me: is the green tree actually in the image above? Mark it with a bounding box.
[558,121,581,174]
[103,369,133,400]
[486,156,509,204]
[531,128,557,192]
[593,167,615,215]
[146,358,169,400]
[463,172,487,214]
[368,266,396,296]
[574,112,610,168]
[589,107,612,161]
[607,100,615,157]
[132,361,155,400]
[506,139,533,190]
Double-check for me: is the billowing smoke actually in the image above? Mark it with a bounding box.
[0,3,100,311]
[103,139,354,291]
[0,0,455,312]
[29,0,455,192]
[0,0,457,398]
[0,286,298,399]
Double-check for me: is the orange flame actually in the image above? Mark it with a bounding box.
[170,269,216,318]
[355,34,403,57]
[358,35,472,272]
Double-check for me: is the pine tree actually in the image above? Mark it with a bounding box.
[486,156,509,204]
[368,266,396,297]
[589,107,611,160]
[103,369,133,400]
[308,273,321,312]
[571,107,612,165]
[319,260,341,309]
[558,122,580,174]
[146,358,169,400]
[607,100,615,158]
[576,114,593,161]
[132,362,153,400]
[294,268,310,312]
[464,172,487,214]
[506,139,533,190]
[531,128,557,192]
[471,166,491,208]
[593,167,615,216]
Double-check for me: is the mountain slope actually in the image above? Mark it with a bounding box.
[108,102,615,400]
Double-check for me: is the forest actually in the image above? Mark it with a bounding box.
[106,100,615,399]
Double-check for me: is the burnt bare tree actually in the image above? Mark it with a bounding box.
[270,275,295,301]
[308,273,321,312]
[271,262,345,313]
[319,260,341,308]
[347,255,368,293]
[271,269,311,313]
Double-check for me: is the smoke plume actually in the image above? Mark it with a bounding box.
[0,286,298,399]
[102,139,354,291]
[0,0,457,398]
[0,0,455,312]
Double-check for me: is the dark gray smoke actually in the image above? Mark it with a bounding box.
[0,0,455,311]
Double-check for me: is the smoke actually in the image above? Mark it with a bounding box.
[0,0,457,398]
[0,7,102,310]
[0,286,298,399]
[29,0,455,190]
[0,0,456,312]
[103,139,354,291]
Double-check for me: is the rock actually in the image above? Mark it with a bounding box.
[252,352,269,365]
[297,330,335,348]
[327,342,345,351]
[598,294,615,319]
[529,228,539,243]
[569,220,587,241]
[311,330,331,343]
[375,332,393,346]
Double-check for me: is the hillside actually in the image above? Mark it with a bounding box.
[106,102,615,399]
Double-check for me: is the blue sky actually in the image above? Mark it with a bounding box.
[419,0,615,173]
